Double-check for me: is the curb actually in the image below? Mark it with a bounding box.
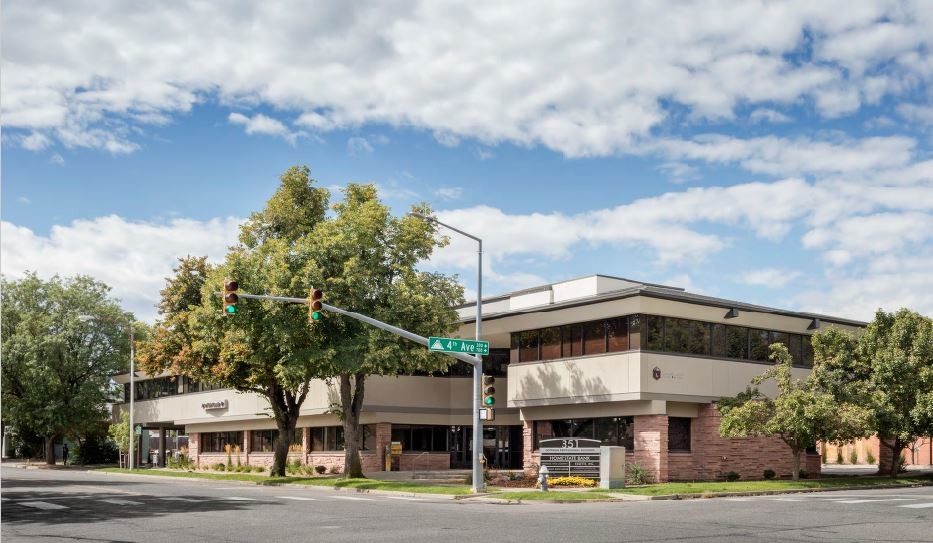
[637,480,933,501]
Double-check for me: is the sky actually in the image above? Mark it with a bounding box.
[2,1,932,323]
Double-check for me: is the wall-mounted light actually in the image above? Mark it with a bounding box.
[724,308,739,319]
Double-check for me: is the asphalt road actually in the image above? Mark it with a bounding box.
[2,467,932,542]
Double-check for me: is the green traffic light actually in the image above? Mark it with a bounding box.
[484,397,494,405]
[226,305,237,314]
[311,311,321,321]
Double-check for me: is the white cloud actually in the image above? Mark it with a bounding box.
[50,153,65,165]
[434,187,463,200]
[21,131,51,151]
[897,103,933,124]
[346,136,374,155]
[17,197,31,205]
[0,216,242,322]
[749,108,792,124]
[4,1,931,156]
[739,268,802,288]
[228,112,305,145]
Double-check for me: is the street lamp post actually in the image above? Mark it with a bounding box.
[409,212,484,493]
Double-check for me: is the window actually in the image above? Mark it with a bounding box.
[391,425,448,452]
[726,326,748,359]
[689,320,710,355]
[628,314,643,350]
[201,431,243,453]
[583,321,607,355]
[519,330,539,362]
[787,334,803,366]
[250,430,275,452]
[606,317,629,352]
[481,349,510,377]
[561,324,583,358]
[664,318,689,353]
[534,417,634,450]
[802,337,814,367]
[668,417,691,452]
[771,331,790,354]
[646,315,664,351]
[310,426,344,451]
[749,328,771,362]
[360,425,375,451]
[540,327,561,360]
[711,323,726,358]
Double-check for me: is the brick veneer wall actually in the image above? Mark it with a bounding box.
[633,415,669,483]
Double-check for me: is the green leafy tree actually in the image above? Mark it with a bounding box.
[108,411,138,462]
[812,309,933,477]
[137,167,463,477]
[1,273,132,464]
[719,343,870,480]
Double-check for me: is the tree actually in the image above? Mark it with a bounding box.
[719,343,870,480]
[108,411,138,464]
[1,273,132,464]
[812,309,933,477]
[137,167,463,477]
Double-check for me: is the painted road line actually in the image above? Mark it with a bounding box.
[333,496,373,501]
[278,496,318,501]
[898,503,933,509]
[99,498,144,506]
[19,501,68,510]
[223,497,257,501]
[836,498,914,504]
[383,496,425,501]
[158,497,200,502]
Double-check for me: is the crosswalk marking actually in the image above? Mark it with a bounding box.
[158,497,200,502]
[383,496,424,501]
[223,496,256,501]
[19,501,68,510]
[333,496,373,501]
[278,496,317,501]
[99,498,144,506]
[836,498,914,504]
[898,503,933,509]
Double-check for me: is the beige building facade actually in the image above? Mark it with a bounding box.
[114,274,864,481]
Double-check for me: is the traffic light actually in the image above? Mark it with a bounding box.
[222,279,238,315]
[482,375,495,406]
[309,288,323,322]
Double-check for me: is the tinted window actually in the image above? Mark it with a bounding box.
[646,316,664,351]
[664,318,689,353]
[689,320,710,355]
[749,328,771,362]
[771,331,790,354]
[562,325,583,358]
[787,334,802,365]
[583,321,607,355]
[711,323,726,357]
[540,327,561,360]
[628,314,643,349]
[802,337,814,367]
[668,417,691,451]
[726,326,748,359]
[519,330,539,362]
[606,318,629,352]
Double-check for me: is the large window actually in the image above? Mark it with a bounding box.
[606,317,629,352]
[540,327,561,360]
[646,315,664,351]
[726,326,748,360]
[249,429,300,453]
[533,417,634,450]
[391,425,448,452]
[583,321,607,355]
[668,417,691,452]
[689,321,710,355]
[749,328,771,362]
[519,330,539,362]
[311,426,344,451]
[664,318,689,353]
[711,323,726,358]
[201,431,243,453]
[561,324,582,358]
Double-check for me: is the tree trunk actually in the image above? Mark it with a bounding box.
[886,437,903,478]
[791,448,801,481]
[44,434,58,465]
[341,372,366,479]
[266,382,306,477]
[272,418,298,477]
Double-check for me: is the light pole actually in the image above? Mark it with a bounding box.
[80,315,135,470]
[409,211,484,493]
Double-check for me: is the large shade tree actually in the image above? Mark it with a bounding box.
[719,343,871,480]
[1,273,132,464]
[812,309,933,476]
[138,166,463,477]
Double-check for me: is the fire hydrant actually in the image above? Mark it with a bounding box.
[538,464,549,492]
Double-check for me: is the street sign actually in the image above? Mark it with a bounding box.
[428,336,489,355]
[539,438,601,479]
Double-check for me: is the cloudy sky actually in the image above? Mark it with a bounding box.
[2,0,932,322]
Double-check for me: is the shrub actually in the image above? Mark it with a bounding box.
[849,448,859,464]
[74,433,118,465]
[763,469,776,480]
[212,463,225,471]
[866,451,876,465]
[625,463,653,485]
[798,470,809,479]
[836,449,844,464]
[225,443,233,467]
[314,465,327,475]
[548,476,597,487]
[253,466,264,473]
[724,471,741,482]
[896,454,908,473]
[328,465,342,475]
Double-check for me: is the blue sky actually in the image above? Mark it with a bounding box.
[2,1,932,322]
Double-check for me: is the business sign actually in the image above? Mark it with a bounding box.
[539,438,601,479]
[201,400,228,411]
[428,337,490,355]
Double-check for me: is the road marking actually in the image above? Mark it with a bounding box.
[773,498,807,501]
[99,498,144,506]
[383,496,425,501]
[19,501,68,510]
[899,503,933,509]
[223,497,256,501]
[836,498,914,504]
[158,497,200,502]
[333,496,373,501]
[278,496,317,501]
[725,497,756,502]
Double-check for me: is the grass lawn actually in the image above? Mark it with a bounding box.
[96,468,473,495]
[597,474,933,496]
[490,491,613,501]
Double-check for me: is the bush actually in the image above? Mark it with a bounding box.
[896,454,908,473]
[836,449,844,464]
[849,448,859,464]
[763,469,776,480]
[626,463,653,485]
[798,470,809,479]
[74,433,118,465]
[314,465,327,475]
[328,465,341,475]
[549,476,597,487]
[253,466,264,473]
[212,463,225,471]
[724,471,741,482]
[866,451,876,465]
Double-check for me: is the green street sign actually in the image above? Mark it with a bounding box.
[428,337,489,355]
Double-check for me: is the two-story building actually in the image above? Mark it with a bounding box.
[113,274,866,481]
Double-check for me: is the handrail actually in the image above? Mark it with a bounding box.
[411,451,431,479]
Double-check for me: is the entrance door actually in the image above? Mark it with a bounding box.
[449,425,523,469]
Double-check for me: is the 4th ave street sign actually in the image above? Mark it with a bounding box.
[428,337,490,355]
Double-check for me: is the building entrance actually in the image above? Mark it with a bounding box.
[449,425,523,469]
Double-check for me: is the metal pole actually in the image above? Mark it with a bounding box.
[129,324,134,471]
[472,240,484,493]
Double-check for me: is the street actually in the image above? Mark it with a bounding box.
[2,468,931,542]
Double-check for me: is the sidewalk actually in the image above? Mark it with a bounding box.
[1,459,117,471]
